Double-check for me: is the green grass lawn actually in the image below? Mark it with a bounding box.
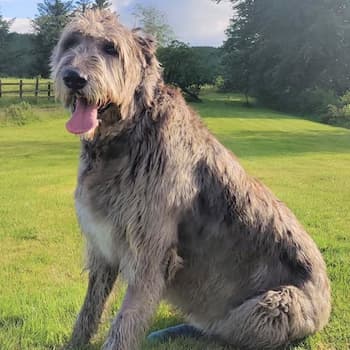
[0,92,349,350]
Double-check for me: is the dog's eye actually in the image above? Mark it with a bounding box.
[62,36,79,51]
[103,42,118,56]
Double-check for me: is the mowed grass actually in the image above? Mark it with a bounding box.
[0,92,349,350]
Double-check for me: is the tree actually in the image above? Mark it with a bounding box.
[219,0,350,113]
[192,46,223,86]
[157,40,211,101]
[0,12,12,74]
[76,0,93,13]
[32,0,74,77]
[4,33,37,77]
[92,0,111,10]
[132,4,175,48]
[221,0,255,104]
[0,13,10,46]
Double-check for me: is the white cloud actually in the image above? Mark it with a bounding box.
[4,1,233,46]
[113,0,232,47]
[111,0,134,11]
[164,0,232,46]
[6,17,33,34]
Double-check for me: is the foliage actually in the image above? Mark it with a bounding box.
[220,0,254,102]
[1,4,222,92]
[73,0,111,12]
[2,33,37,77]
[157,41,213,101]
[220,0,350,113]
[295,88,338,115]
[75,0,93,13]
[0,7,36,77]
[0,11,12,74]
[191,46,223,85]
[92,0,111,10]
[32,0,75,78]
[323,90,350,128]
[0,12,11,48]
[1,1,111,77]
[2,101,35,125]
[132,4,175,48]
[133,5,222,99]
[215,75,225,91]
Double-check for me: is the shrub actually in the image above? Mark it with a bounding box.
[215,75,225,91]
[322,91,350,128]
[296,88,338,115]
[340,91,350,105]
[2,101,35,125]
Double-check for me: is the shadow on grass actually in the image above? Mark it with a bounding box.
[195,95,346,131]
[0,315,25,328]
[65,313,312,350]
[64,333,311,350]
[218,129,350,158]
[193,98,299,120]
[0,140,79,162]
[1,128,349,164]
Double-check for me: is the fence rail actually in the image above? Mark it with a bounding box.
[0,78,54,99]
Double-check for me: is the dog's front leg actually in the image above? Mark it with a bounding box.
[102,268,165,350]
[66,258,119,349]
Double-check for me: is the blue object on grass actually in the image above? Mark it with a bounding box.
[147,324,204,342]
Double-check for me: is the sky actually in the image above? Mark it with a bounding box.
[0,0,233,47]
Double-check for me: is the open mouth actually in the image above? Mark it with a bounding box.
[71,97,112,115]
[66,96,113,135]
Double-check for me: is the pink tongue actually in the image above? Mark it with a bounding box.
[66,99,99,134]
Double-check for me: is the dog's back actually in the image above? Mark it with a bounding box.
[143,87,331,341]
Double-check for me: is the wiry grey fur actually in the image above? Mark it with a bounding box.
[51,9,331,350]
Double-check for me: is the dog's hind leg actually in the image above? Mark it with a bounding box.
[205,285,330,350]
[66,255,118,349]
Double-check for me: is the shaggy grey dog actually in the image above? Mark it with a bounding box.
[51,9,331,350]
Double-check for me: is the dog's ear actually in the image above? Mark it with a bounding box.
[131,28,161,110]
[132,28,157,65]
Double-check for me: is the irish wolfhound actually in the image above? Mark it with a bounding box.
[51,9,331,350]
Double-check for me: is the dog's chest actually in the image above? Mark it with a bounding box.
[75,198,117,265]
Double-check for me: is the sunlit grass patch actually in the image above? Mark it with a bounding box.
[0,92,349,349]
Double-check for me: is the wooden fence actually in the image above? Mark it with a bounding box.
[0,78,54,99]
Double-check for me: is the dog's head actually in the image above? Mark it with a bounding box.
[51,9,161,136]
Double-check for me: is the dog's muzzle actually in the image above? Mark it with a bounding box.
[63,69,87,91]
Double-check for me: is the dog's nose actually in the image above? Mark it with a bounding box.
[63,69,87,90]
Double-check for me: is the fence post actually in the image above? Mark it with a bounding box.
[48,82,51,99]
[0,80,2,98]
[35,77,39,97]
[19,79,23,99]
